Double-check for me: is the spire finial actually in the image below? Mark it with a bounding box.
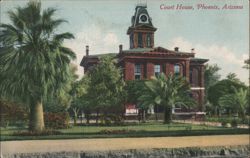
[137,0,147,7]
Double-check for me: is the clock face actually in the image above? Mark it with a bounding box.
[140,15,148,22]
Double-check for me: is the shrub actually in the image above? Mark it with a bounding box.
[44,112,70,129]
[206,116,247,127]
[185,126,192,131]
[13,129,61,136]
[100,114,124,126]
[231,119,238,128]
[241,117,250,125]
[220,119,228,127]
[0,99,28,127]
[99,129,136,134]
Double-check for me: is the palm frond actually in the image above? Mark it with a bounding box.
[0,1,76,105]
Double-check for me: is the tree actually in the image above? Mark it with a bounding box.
[70,76,91,125]
[242,58,250,85]
[226,73,242,84]
[125,80,145,105]
[204,64,221,102]
[142,73,194,124]
[243,58,250,69]
[208,79,246,116]
[137,87,157,122]
[85,56,125,124]
[125,80,152,121]
[0,1,76,131]
[44,64,78,113]
[219,88,248,119]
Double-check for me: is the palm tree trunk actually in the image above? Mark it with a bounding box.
[164,106,172,124]
[29,101,45,132]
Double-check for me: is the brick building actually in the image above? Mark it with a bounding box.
[80,4,208,113]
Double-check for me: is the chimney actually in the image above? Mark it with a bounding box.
[86,45,89,56]
[191,48,195,53]
[174,47,179,52]
[119,44,123,53]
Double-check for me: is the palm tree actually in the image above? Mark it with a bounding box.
[0,1,76,131]
[141,73,195,124]
[219,88,248,119]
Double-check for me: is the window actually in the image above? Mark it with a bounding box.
[174,65,180,76]
[134,64,141,80]
[146,34,151,47]
[189,70,193,84]
[138,33,142,48]
[130,34,134,48]
[154,64,161,77]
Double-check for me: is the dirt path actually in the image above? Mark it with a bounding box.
[1,135,249,155]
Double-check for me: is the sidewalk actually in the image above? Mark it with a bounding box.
[1,135,249,155]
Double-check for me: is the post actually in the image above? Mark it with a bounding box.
[119,44,123,53]
[86,45,89,56]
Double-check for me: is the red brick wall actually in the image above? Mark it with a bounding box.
[125,62,134,80]
[185,60,190,82]
[141,64,145,79]
[200,65,205,87]
[147,62,154,79]
[165,63,174,75]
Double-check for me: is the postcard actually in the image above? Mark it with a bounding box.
[0,0,249,157]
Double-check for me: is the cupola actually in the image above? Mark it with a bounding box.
[127,4,157,49]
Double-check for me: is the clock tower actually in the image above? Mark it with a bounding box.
[127,4,157,49]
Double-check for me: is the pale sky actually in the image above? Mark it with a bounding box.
[1,0,249,84]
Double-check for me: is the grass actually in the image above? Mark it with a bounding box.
[205,116,250,125]
[60,123,219,134]
[1,122,249,141]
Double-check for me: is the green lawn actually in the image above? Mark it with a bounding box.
[60,123,219,134]
[1,122,248,141]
